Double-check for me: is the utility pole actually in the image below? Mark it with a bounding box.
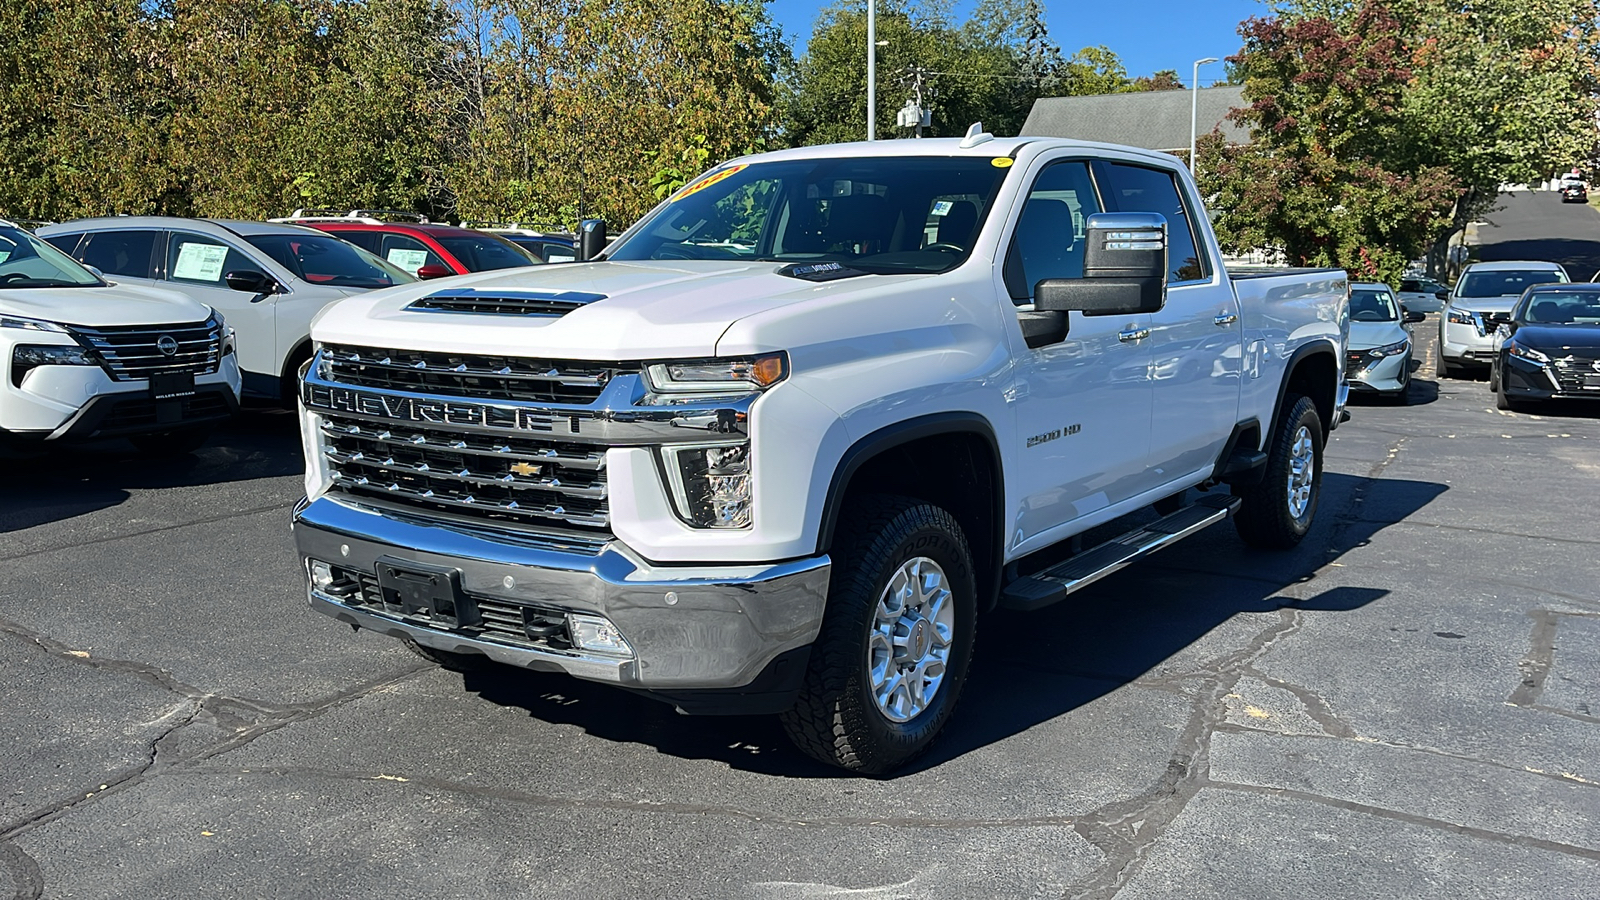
[1189,57,1219,173]
[866,1,876,141]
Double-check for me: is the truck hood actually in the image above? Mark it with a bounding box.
[0,281,214,328]
[1347,320,1409,351]
[309,259,921,359]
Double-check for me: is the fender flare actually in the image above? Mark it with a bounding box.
[814,412,1005,595]
[1270,342,1339,438]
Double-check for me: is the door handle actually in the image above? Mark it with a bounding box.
[1118,328,1150,343]
[1214,313,1238,326]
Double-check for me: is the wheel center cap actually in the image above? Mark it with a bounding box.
[904,617,931,663]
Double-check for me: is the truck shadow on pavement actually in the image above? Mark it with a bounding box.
[452,470,1448,778]
[0,410,303,533]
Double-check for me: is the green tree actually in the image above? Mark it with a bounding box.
[1198,3,1457,283]
[1128,69,1184,91]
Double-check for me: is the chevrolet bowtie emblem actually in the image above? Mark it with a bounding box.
[509,461,541,477]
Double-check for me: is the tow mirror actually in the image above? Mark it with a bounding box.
[577,219,607,262]
[1035,213,1168,316]
[415,263,453,280]
[224,270,275,294]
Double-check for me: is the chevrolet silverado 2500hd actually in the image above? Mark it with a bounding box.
[292,131,1349,773]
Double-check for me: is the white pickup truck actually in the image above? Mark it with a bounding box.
[292,132,1349,773]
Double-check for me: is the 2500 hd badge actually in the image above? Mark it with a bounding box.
[1027,423,1081,448]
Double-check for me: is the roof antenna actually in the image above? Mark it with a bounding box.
[959,122,994,149]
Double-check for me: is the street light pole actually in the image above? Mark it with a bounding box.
[867,1,877,141]
[1189,57,1219,173]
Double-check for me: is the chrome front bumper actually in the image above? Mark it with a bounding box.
[292,495,830,692]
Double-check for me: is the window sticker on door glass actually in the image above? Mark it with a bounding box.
[387,248,429,274]
[931,200,953,216]
[173,243,228,281]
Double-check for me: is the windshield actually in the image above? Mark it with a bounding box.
[244,234,413,289]
[1350,288,1400,322]
[607,156,1012,275]
[0,226,103,289]
[1519,290,1600,325]
[1458,269,1564,299]
[436,234,541,271]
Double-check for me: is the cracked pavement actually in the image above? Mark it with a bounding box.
[4,194,1599,898]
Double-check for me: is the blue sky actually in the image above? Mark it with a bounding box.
[767,0,1269,81]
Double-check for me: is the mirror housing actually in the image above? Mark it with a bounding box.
[224,270,275,294]
[1034,213,1168,316]
[1403,307,1426,324]
[415,263,453,280]
[577,219,607,261]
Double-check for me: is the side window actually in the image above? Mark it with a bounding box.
[78,230,158,278]
[336,231,381,254]
[43,233,83,255]
[541,242,576,264]
[379,234,443,275]
[1400,280,1420,293]
[1096,162,1210,283]
[1004,161,1101,302]
[165,232,262,285]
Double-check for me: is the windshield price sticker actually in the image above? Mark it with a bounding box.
[991,157,1014,168]
[173,243,228,282]
[387,249,430,274]
[675,164,748,201]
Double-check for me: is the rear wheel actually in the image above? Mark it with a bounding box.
[1233,395,1323,549]
[781,496,977,775]
[129,427,213,457]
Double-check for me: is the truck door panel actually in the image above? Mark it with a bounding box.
[1096,161,1241,477]
[1005,160,1155,552]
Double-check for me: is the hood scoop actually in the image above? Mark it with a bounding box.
[406,287,607,317]
[775,261,869,283]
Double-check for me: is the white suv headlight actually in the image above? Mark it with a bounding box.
[0,315,68,333]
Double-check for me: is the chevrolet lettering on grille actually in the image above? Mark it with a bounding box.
[305,383,564,433]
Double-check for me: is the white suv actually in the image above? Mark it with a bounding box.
[37,218,413,403]
[0,221,240,454]
[1439,260,1567,377]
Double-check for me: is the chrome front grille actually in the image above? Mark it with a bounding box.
[71,318,221,381]
[1551,355,1600,392]
[318,415,609,529]
[321,343,627,405]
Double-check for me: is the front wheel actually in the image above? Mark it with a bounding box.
[781,496,977,775]
[1233,395,1323,549]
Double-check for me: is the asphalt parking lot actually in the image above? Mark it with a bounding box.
[5,207,1600,898]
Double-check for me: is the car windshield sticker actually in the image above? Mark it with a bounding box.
[991,157,1014,168]
[931,200,953,216]
[546,253,576,263]
[387,248,430,274]
[675,164,748,201]
[173,243,228,281]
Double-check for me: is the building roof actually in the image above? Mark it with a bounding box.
[1020,85,1251,152]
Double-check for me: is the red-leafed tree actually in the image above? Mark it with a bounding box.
[1197,3,1456,284]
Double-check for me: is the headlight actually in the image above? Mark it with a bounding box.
[1366,338,1410,358]
[645,353,787,394]
[661,442,753,528]
[1508,342,1550,364]
[0,315,68,333]
[11,344,99,386]
[1446,308,1475,325]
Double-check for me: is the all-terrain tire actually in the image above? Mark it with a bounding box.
[1232,395,1323,549]
[780,495,977,775]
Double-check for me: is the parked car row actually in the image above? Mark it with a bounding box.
[2,211,583,451]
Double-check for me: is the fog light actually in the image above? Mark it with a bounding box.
[661,442,753,528]
[310,560,335,590]
[566,613,633,656]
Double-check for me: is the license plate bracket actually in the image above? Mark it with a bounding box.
[375,557,476,629]
[1583,373,1600,390]
[149,371,195,424]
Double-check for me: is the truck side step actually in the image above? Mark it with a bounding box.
[999,493,1242,612]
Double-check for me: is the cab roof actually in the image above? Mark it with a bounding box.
[727,136,1180,169]
[1461,260,1567,272]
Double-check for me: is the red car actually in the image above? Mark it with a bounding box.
[276,212,542,279]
